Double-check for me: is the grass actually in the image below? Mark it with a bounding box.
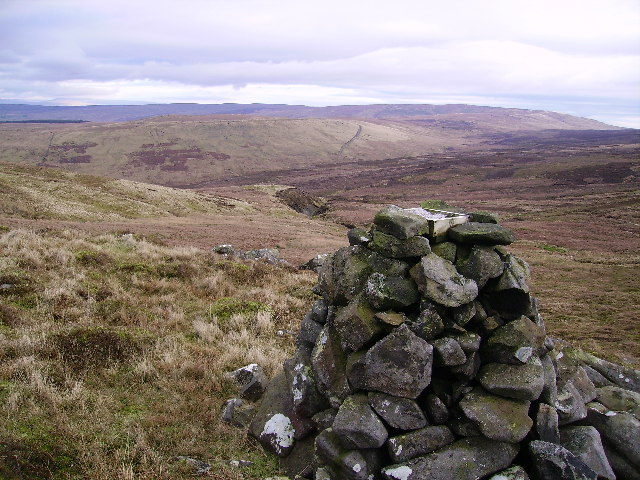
[0,227,316,479]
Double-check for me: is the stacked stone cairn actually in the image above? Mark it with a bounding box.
[223,205,640,480]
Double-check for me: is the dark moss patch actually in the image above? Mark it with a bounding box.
[53,327,142,369]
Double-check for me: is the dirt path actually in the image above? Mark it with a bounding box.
[338,124,362,156]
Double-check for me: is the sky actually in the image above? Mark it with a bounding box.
[1,0,639,127]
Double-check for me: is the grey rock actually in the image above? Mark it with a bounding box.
[583,404,640,471]
[528,440,597,480]
[345,350,368,390]
[410,253,478,308]
[596,386,640,418]
[332,394,388,449]
[556,382,588,425]
[484,254,532,319]
[459,387,533,443]
[450,331,482,354]
[482,316,546,365]
[424,393,449,425]
[451,302,476,326]
[347,227,370,246]
[284,355,328,418]
[361,324,434,398]
[602,445,640,480]
[386,425,455,463]
[407,304,445,340]
[299,253,330,273]
[536,403,560,443]
[298,314,324,346]
[365,273,419,310]
[312,325,353,408]
[221,398,256,428]
[451,351,481,381]
[565,348,640,393]
[448,222,516,245]
[541,353,559,406]
[431,241,457,263]
[308,299,329,324]
[333,297,383,352]
[431,337,467,367]
[368,392,427,431]
[488,465,530,480]
[312,408,337,431]
[317,246,409,305]
[315,428,382,480]
[558,366,597,404]
[456,245,505,289]
[279,434,315,479]
[583,365,615,388]
[228,363,267,401]
[478,356,545,401]
[375,311,409,327]
[373,205,431,239]
[381,437,519,480]
[559,426,616,480]
[469,211,500,224]
[368,230,431,258]
[213,244,235,254]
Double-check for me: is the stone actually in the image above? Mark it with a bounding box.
[332,394,388,449]
[361,324,434,398]
[279,434,316,479]
[488,465,530,480]
[410,253,478,308]
[386,425,455,463]
[375,311,408,327]
[448,222,516,245]
[228,363,267,401]
[368,230,432,258]
[373,205,431,239]
[298,314,324,346]
[558,366,597,404]
[311,325,353,408]
[317,246,409,305]
[451,302,476,326]
[220,398,256,428]
[484,254,531,319]
[285,357,328,418]
[368,392,427,431]
[407,304,444,340]
[583,366,615,388]
[451,351,481,381]
[596,386,640,418]
[365,273,420,310]
[381,437,519,480]
[431,241,457,263]
[312,408,337,431]
[308,299,329,324]
[469,211,500,224]
[345,350,368,390]
[459,387,532,443]
[540,353,559,406]
[450,331,482,353]
[478,356,545,401]
[565,347,640,393]
[481,316,546,365]
[536,403,560,443]
[299,253,330,273]
[423,393,449,425]
[556,382,587,425]
[603,447,640,480]
[431,337,467,367]
[347,227,370,246]
[559,426,616,480]
[583,404,640,472]
[456,245,505,289]
[315,428,382,480]
[333,297,383,352]
[528,440,597,480]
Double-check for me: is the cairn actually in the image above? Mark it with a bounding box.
[224,205,640,480]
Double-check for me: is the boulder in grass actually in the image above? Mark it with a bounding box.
[448,222,516,245]
[381,437,519,480]
[410,253,478,308]
[227,363,267,401]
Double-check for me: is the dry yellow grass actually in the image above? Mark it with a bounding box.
[0,227,316,479]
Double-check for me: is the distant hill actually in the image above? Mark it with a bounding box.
[0,103,622,130]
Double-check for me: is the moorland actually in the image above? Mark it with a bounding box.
[0,103,638,479]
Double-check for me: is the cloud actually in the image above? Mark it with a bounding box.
[0,0,638,126]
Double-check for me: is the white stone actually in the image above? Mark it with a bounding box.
[384,465,413,480]
[261,413,294,454]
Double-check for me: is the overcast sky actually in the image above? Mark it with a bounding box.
[1,0,639,127]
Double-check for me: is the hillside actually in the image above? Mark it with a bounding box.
[1,112,635,189]
[0,103,622,130]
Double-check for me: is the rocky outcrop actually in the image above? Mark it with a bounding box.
[221,205,640,479]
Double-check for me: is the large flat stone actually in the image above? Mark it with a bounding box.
[479,356,545,400]
[410,253,478,308]
[332,394,388,449]
[448,222,516,245]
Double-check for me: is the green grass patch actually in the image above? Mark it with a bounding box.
[419,199,459,212]
[208,297,273,323]
[538,243,568,254]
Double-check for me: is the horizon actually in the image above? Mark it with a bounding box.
[1,0,639,128]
